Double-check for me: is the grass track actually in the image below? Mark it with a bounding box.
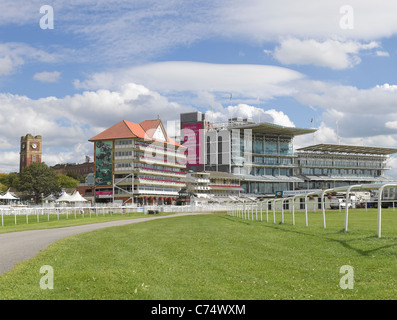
[1,209,397,300]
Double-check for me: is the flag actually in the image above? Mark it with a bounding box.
[311,118,313,123]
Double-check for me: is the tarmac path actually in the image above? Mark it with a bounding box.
[0,212,203,275]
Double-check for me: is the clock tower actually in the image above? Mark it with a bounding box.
[20,134,42,172]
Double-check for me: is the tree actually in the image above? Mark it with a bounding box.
[66,171,84,183]
[0,172,20,191]
[19,163,61,203]
[57,174,79,188]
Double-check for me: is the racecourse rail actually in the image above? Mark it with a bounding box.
[1,182,397,238]
[227,182,397,238]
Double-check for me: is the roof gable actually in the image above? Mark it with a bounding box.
[89,120,137,141]
[89,119,185,148]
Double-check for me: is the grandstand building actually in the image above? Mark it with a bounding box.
[180,112,397,199]
[180,112,316,197]
[296,144,397,190]
[89,119,187,204]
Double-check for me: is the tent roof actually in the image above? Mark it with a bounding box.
[68,191,88,202]
[56,192,72,202]
[1,191,19,200]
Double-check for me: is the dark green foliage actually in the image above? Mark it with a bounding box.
[19,162,61,203]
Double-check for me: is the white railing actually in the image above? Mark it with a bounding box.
[0,204,233,227]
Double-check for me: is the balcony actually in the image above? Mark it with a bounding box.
[135,177,186,188]
[134,155,186,169]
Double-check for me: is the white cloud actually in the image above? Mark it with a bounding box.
[0,83,194,172]
[33,71,61,83]
[294,81,397,115]
[2,1,397,64]
[0,42,59,76]
[205,103,295,128]
[273,38,379,69]
[74,61,304,105]
[376,83,397,91]
[376,51,390,57]
[218,0,397,42]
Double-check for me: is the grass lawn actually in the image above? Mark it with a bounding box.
[0,210,163,234]
[1,209,397,299]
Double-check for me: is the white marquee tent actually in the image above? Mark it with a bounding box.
[0,190,19,200]
[56,192,72,202]
[68,191,88,202]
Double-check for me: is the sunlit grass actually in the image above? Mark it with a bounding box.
[1,209,397,299]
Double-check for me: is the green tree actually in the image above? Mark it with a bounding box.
[0,172,20,191]
[57,174,79,188]
[19,163,61,203]
[66,171,84,183]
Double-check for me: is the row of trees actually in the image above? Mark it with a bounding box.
[0,162,81,203]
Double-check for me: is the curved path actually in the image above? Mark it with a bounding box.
[0,212,203,275]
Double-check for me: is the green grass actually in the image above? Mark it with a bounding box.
[1,209,397,299]
[0,210,175,234]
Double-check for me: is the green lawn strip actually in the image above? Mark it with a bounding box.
[1,211,397,299]
[0,210,195,234]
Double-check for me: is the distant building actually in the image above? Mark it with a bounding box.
[52,162,94,176]
[20,134,42,172]
[89,119,187,204]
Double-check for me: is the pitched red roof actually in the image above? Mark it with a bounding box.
[89,119,184,148]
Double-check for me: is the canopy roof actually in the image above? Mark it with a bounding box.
[232,122,317,137]
[297,144,397,155]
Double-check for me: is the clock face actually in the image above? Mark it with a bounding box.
[31,143,38,149]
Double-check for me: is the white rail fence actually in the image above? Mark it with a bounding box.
[226,182,397,238]
[0,204,231,227]
[3,182,397,238]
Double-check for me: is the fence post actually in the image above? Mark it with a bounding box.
[304,195,308,227]
[292,197,295,225]
[266,201,269,222]
[260,203,263,221]
[281,199,284,224]
[273,200,276,224]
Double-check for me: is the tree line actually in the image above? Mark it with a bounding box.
[0,162,82,203]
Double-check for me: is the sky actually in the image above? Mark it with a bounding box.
[1,0,397,174]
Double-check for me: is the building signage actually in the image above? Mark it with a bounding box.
[182,122,202,167]
[275,191,283,198]
[95,140,113,186]
[95,190,113,198]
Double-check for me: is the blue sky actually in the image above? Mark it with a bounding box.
[2,0,397,173]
